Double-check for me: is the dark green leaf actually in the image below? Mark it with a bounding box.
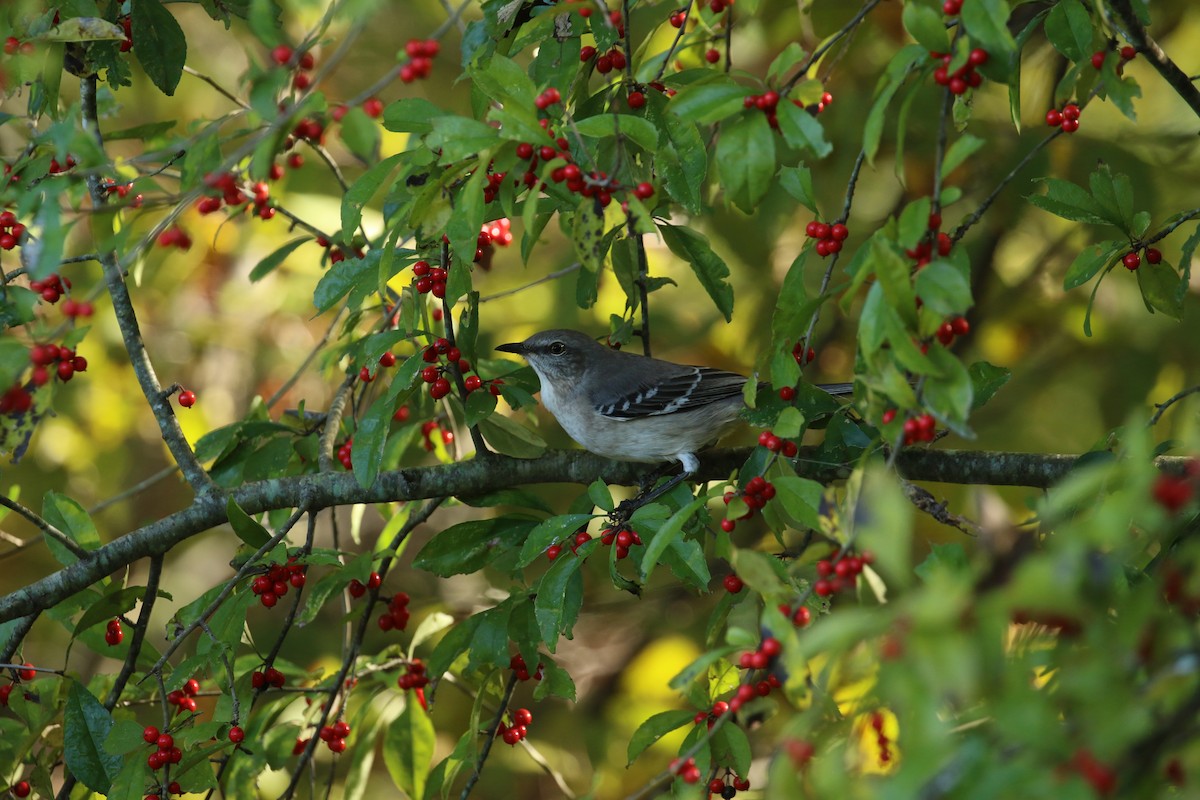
[351,394,393,489]
[427,116,499,162]
[914,261,973,316]
[413,517,536,577]
[382,98,448,134]
[41,491,100,565]
[1063,240,1122,290]
[776,101,832,158]
[627,710,697,765]
[249,238,310,282]
[535,552,585,646]
[715,112,775,213]
[1044,0,1093,63]
[64,681,122,792]
[342,154,404,238]
[73,586,144,636]
[518,514,595,567]
[923,345,974,428]
[668,78,749,123]
[1027,178,1116,226]
[658,223,734,322]
[225,497,271,548]
[1136,260,1183,319]
[942,134,985,176]
[382,700,435,798]
[902,2,952,54]
[130,0,187,95]
[313,251,377,313]
[968,361,1011,409]
[959,0,1017,62]
[339,107,381,163]
[573,115,659,151]
[640,496,709,583]
[778,165,817,212]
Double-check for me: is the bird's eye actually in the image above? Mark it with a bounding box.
[549,342,566,355]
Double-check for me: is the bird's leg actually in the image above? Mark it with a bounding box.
[611,455,698,525]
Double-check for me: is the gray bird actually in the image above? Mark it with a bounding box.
[496,330,852,505]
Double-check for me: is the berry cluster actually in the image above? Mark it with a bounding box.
[1122,246,1162,271]
[708,772,751,798]
[935,316,970,345]
[599,525,643,559]
[331,97,384,121]
[411,260,448,297]
[1091,45,1136,70]
[720,475,777,533]
[105,617,123,646]
[737,635,781,673]
[143,728,183,770]
[250,666,286,690]
[336,438,354,468]
[400,38,439,83]
[887,411,937,444]
[905,216,953,268]
[474,218,513,270]
[359,349,398,384]
[930,48,988,95]
[30,342,87,385]
[420,420,455,452]
[250,559,307,608]
[0,209,26,250]
[198,172,274,221]
[156,226,193,251]
[397,659,429,691]
[498,707,533,745]
[669,756,703,785]
[1045,102,1082,134]
[0,384,32,414]
[1153,461,1198,513]
[580,45,626,75]
[777,601,812,627]
[31,274,93,317]
[758,430,798,457]
[317,720,352,754]
[270,44,318,90]
[812,552,871,597]
[793,341,816,366]
[868,711,893,765]
[166,677,201,714]
[4,37,35,56]
[804,219,849,257]
[47,155,77,175]
[348,571,381,598]
[377,591,411,631]
[509,653,544,682]
[101,178,144,207]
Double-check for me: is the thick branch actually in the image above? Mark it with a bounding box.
[0,447,1192,624]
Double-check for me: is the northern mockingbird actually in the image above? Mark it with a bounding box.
[496,329,853,510]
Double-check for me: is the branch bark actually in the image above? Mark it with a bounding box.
[1107,0,1200,122]
[0,446,1192,625]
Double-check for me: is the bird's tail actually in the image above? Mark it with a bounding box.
[817,382,854,397]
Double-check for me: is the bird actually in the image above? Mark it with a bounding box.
[495,329,853,510]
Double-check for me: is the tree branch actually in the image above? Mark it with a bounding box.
[0,446,1192,625]
[1107,0,1200,123]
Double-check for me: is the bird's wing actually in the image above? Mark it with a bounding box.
[596,366,747,419]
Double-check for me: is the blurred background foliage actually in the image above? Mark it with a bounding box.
[1,0,1199,796]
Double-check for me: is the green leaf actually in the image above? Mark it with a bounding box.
[865,45,925,165]
[716,112,775,213]
[914,261,973,316]
[573,115,659,151]
[249,237,309,282]
[627,710,697,765]
[714,722,752,778]
[778,164,817,212]
[922,345,974,428]
[668,78,749,124]
[772,475,823,530]
[341,153,404,238]
[518,514,595,567]
[571,201,607,276]
[73,586,144,637]
[661,537,712,590]
[382,98,447,134]
[351,393,393,489]
[427,116,499,162]
[898,197,933,249]
[339,107,381,163]
[942,134,985,176]
[469,53,536,108]
[534,553,586,646]
[731,548,790,597]
[959,0,1016,62]
[130,0,187,95]
[968,361,1011,409]
[1027,178,1116,226]
[657,112,706,214]
[1088,165,1135,232]
[382,701,435,798]
[413,517,535,577]
[640,496,709,584]
[776,102,832,158]
[41,491,100,565]
[477,412,547,458]
[64,681,122,792]
[313,251,377,313]
[902,2,952,54]
[1043,0,1093,63]
[225,497,271,548]
[1063,240,1123,290]
[1136,260,1183,319]
[657,223,734,322]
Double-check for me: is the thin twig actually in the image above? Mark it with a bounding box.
[1107,0,1200,123]
[478,263,582,302]
[783,0,884,95]
[459,671,520,800]
[1149,384,1200,427]
[0,495,89,561]
[183,66,251,109]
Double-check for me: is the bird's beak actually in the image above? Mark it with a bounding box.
[495,341,525,355]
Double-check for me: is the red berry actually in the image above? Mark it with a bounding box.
[178,390,196,408]
[830,223,849,241]
[723,574,744,593]
[1091,51,1106,70]
[627,91,646,109]
[1063,103,1081,120]
[580,45,596,62]
[1045,109,1063,127]
[229,725,244,743]
[362,97,384,118]
[705,48,720,64]
[779,386,795,401]
[143,725,160,743]
[633,182,654,200]
[1061,118,1080,133]
[157,733,174,750]
[1145,247,1162,264]
[271,44,293,65]
[968,48,989,67]
[13,782,30,798]
[1122,252,1141,270]
[1120,45,1136,61]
